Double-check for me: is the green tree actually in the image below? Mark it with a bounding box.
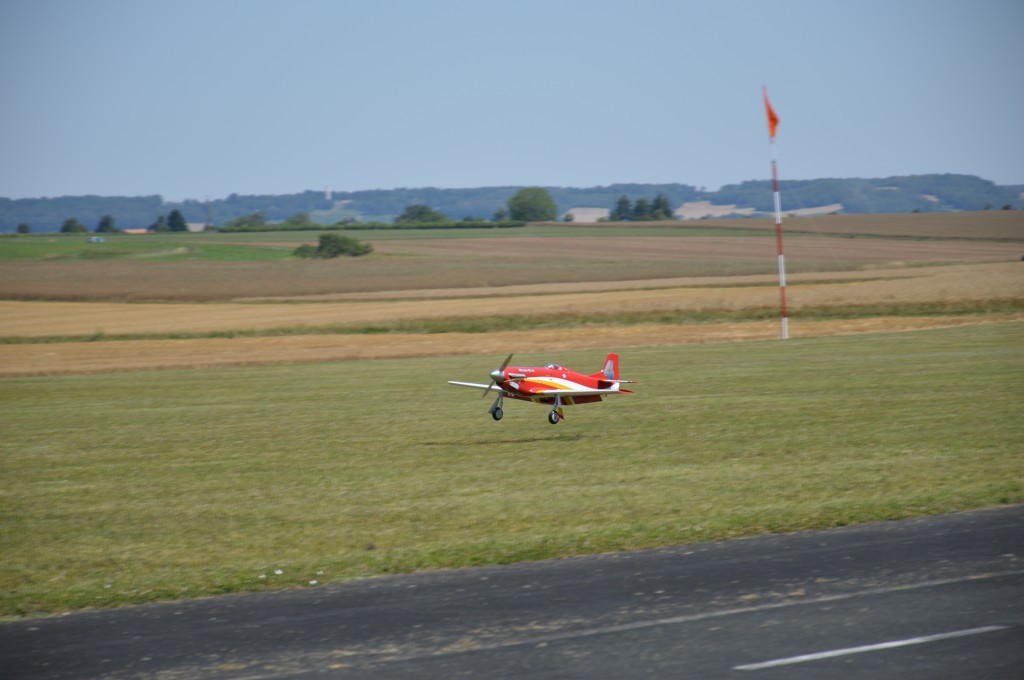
[150,215,169,231]
[507,187,557,222]
[61,217,87,233]
[16,223,31,234]
[396,204,448,224]
[610,195,632,221]
[224,211,266,229]
[167,209,188,232]
[632,197,652,220]
[652,194,674,220]
[96,214,118,233]
[285,211,314,226]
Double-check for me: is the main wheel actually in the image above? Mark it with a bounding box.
[492,407,503,421]
[547,410,560,425]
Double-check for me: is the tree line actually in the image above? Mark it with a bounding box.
[608,194,675,221]
[219,188,558,231]
[5,175,1019,232]
[395,187,558,223]
[45,209,191,234]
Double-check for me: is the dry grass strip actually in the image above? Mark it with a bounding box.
[236,268,932,302]
[2,263,1021,339]
[3,316,1021,377]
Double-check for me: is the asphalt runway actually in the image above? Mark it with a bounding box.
[3,506,1021,679]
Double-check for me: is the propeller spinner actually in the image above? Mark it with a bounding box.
[482,353,513,397]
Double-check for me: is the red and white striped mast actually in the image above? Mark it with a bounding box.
[763,86,788,339]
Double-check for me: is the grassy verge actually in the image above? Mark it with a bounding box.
[1,323,1021,617]
[0,224,769,260]
[0,235,293,261]
[2,300,1021,344]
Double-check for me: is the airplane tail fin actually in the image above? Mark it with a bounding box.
[593,353,619,381]
[592,352,636,390]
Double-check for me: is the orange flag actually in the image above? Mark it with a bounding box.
[763,86,780,139]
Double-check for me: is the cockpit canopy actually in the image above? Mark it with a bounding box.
[545,363,561,370]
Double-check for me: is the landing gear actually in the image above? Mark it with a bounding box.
[548,395,563,424]
[488,392,504,422]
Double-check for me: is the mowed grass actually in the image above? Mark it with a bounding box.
[1,322,1021,617]
[0,233,292,261]
[0,224,763,262]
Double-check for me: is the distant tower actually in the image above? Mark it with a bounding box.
[325,186,333,202]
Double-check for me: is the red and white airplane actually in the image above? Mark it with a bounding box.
[448,353,635,424]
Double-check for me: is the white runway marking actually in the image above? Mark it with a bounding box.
[734,625,1009,671]
[381,570,1023,664]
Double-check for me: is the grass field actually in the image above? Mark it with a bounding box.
[1,323,1021,617]
[1,212,1022,618]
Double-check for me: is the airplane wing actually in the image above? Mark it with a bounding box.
[447,381,503,392]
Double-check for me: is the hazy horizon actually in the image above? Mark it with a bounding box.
[2,0,1022,202]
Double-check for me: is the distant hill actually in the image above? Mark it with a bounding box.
[711,174,1021,215]
[1,174,1020,232]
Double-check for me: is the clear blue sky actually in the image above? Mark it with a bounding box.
[1,0,1021,201]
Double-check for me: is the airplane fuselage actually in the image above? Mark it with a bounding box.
[499,364,622,406]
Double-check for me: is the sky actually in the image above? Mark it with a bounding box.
[1,0,1022,201]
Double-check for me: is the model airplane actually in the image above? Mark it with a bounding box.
[448,353,635,424]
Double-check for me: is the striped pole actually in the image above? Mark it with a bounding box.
[764,87,789,339]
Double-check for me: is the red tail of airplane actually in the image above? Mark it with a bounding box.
[592,353,619,381]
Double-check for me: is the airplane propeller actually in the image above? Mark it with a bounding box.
[482,353,513,397]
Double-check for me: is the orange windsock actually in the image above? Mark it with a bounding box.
[763,86,779,139]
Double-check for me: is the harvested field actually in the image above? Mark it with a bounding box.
[1,262,1020,339]
[2,221,1020,302]
[239,268,930,302]
[375,234,1019,262]
[3,316,1022,377]
[2,215,1021,377]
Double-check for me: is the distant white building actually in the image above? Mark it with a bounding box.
[562,207,610,223]
[673,201,756,220]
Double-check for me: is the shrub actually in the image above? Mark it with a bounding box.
[294,233,373,259]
